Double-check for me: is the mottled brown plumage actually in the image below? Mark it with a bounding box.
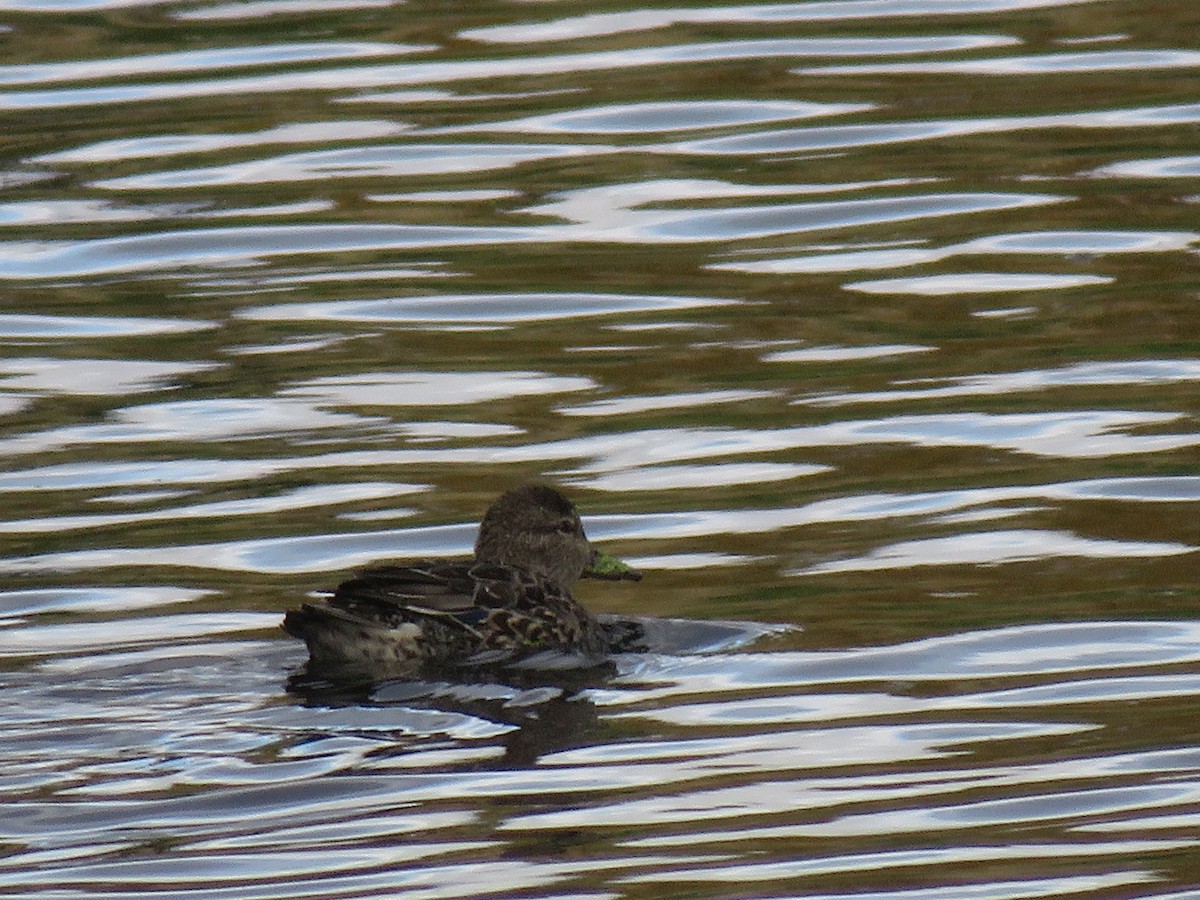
[283,485,641,672]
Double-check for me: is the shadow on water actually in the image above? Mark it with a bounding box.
[285,615,794,765]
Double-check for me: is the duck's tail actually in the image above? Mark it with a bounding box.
[283,602,425,667]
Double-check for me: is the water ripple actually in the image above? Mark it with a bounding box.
[3,475,1196,575]
[462,0,1089,43]
[802,359,1200,405]
[442,99,876,134]
[797,529,1193,574]
[0,313,216,338]
[719,229,1196,274]
[802,48,1200,75]
[241,292,733,324]
[0,37,1017,110]
[34,120,409,165]
[0,42,413,87]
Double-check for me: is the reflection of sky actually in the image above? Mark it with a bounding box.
[461,1,1092,43]
[242,292,733,325]
[34,120,407,164]
[0,613,281,657]
[0,398,381,455]
[845,273,1111,294]
[0,483,421,535]
[0,368,596,453]
[1094,155,1200,178]
[3,476,1196,575]
[573,463,830,492]
[714,229,1197,274]
[797,529,1192,575]
[558,389,778,417]
[440,99,875,134]
[800,360,1200,406]
[93,143,614,189]
[0,313,215,337]
[0,41,407,86]
[0,180,1077,277]
[0,36,1016,110]
[0,408,1196,480]
[284,371,595,406]
[0,358,219,395]
[669,104,1200,155]
[801,49,1200,75]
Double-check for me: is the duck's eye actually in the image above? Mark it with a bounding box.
[554,518,578,534]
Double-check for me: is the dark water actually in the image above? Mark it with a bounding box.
[1,0,1199,896]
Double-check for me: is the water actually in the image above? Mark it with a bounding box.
[1,0,1198,896]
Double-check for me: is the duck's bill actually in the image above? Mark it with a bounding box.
[584,549,643,581]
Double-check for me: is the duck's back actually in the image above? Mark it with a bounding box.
[284,560,608,670]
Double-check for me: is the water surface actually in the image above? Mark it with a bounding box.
[0,0,1197,897]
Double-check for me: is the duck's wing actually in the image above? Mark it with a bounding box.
[282,562,490,664]
[346,561,603,649]
[327,561,487,627]
[286,561,606,662]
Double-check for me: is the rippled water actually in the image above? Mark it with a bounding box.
[1,0,1198,897]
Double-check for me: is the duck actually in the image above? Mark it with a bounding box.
[283,483,642,672]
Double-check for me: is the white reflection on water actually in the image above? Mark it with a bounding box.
[0,358,219,395]
[241,292,733,324]
[442,99,875,134]
[0,586,213,616]
[845,272,1112,294]
[0,224,540,279]
[558,389,778,417]
[0,398,383,456]
[527,181,1061,244]
[499,775,1198,832]
[763,344,934,362]
[1094,155,1200,178]
[93,142,614,189]
[0,395,30,416]
[370,189,519,203]
[0,199,196,226]
[803,48,1200,75]
[3,476,1196,575]
[574,462,831,492]
[619,842,1186,883]
[34,120,409,164]
[672,103,1200,156]
[461,0,1091,43]
[0,42,409,86]
[713,228,1198,274]
[599,621,1200,691]
[0,482,422,535]
[2,617,1198,896]
[176,0,398,22]
[0,458,305,492]
[1,432,1198,500]
[0,441,1196,539]
[0,187,1064,278]
[797,529,1193,575]
[790,783,1200,837]
[0,612,279,656]
[0,313,215,338]
[801,359,1200,406]
[0,36,1016,111]
[283,370,595,406]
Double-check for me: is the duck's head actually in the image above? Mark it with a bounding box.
[473,483,642,587]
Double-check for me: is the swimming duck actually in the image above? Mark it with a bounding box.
[283,484,642,672]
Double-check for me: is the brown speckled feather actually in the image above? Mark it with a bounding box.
[284,560,610,668]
